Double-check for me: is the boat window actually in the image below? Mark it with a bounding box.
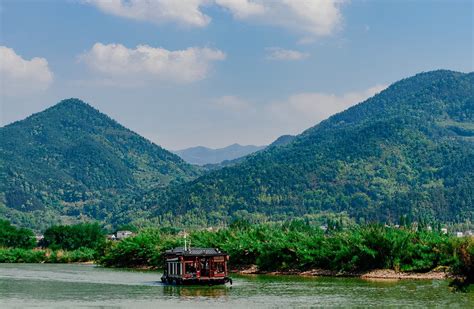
[185,263,196,274]
[215,262,225,273]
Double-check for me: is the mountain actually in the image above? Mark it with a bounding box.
[148,70,473,225]
[175,143,266,165]
[201,135,297,171]
[0,99,200,230]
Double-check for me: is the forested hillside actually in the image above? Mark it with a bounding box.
[0,99,200,230]
[147,70,473,225]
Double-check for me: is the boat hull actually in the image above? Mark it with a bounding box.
[161,275,232,286]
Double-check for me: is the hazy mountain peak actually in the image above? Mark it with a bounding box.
[175,143,266,165]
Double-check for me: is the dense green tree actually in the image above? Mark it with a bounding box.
[0,219,35,249]
[42,222,105,251]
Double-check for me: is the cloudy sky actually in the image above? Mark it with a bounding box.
[1,0,472,150]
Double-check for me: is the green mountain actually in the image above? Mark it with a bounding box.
[0,99,200,230]
[148,70,473,225]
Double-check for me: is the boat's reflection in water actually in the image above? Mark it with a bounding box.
[163,284,230,298]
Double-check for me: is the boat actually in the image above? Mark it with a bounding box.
[161,247,232,285]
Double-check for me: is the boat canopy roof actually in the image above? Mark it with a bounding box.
[165,247,227,257]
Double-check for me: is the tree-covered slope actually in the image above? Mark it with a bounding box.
[0,99,200,230]
[149,70,473,224]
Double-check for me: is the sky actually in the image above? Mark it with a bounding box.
[0,0,472,150]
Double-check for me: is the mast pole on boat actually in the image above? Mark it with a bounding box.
[184,232,187,251]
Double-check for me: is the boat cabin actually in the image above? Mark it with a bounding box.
[161,247,231,285]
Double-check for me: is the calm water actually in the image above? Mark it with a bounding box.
[0,264,472,308]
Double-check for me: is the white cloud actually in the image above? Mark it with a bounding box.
[266,47,309,61]
[85,0,211,27]
[215,0,265,18]
[79,42,226,83]
[273,0,345,36]
[216,1,346,37]
[202,86,387,146]
[0,46,53,96]
[86,0,346,37]
[267,85,387,133]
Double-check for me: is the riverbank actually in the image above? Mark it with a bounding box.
[234,265,452,280]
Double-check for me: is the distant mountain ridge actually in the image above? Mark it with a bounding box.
[0,99,200,230]
[148,70,474,225]
[175,143,265,165]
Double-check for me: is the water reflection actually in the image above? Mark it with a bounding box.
[163,285,230,298]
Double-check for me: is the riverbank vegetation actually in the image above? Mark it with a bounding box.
[0,247,96,263]
[101,221,472,275]
[0,221,103,263]
[0,219,472,287]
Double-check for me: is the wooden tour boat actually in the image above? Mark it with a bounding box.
[161,247,232,285]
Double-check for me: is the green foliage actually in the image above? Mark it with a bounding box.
[188,223,460,273]
[100,222,466,278]
[0,247,96,263]
[46,247,97,263]
[0,248,46,263]
[100,229,179,268]
[450,237,474,291]
[0,219,36,249]
[42,223,105,251]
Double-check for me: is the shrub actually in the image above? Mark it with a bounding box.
[0,220,36,249]
[0,248,46,263]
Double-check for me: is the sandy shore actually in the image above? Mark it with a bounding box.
[232,265,451,280]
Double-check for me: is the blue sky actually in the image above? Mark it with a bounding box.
[1,0,472,149]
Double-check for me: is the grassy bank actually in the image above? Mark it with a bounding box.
[0,247,96,263]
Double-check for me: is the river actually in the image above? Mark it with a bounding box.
[0,264,472,308]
